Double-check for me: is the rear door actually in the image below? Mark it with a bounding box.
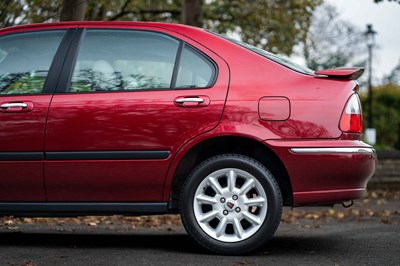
[0,29,70,201]
[45,27,229,201]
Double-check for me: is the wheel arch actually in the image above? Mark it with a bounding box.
[168,136,293,212]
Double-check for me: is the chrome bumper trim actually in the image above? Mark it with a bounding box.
[290,147,376,155]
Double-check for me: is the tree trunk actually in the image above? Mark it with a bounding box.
[182,0,203,27]
[60,0,87,21]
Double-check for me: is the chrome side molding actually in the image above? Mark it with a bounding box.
[290,147,376,155]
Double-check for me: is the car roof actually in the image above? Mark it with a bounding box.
[0,21,203,35]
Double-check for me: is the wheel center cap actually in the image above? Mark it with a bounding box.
[225,201,235,211]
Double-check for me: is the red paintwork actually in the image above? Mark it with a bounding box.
[44,88,228,201]
[0,161,45,201]
[0,21,376,205]
[267,140,375,205]
[0,95,51,200]
[0,96,51,152]
[43,24,230,201]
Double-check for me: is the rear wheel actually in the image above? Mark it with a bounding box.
[180,154,282,255]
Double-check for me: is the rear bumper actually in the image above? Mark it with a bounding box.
[266,140,376,206]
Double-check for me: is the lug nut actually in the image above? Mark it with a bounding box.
[235,207,241,213]
[232,195,238,200]
[220,197,226,203]
[223,210,228,215]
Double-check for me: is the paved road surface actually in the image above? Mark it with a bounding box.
[1,191,399,266]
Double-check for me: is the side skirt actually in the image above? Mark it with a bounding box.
[0,202,167,217]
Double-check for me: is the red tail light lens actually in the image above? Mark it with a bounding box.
[339,94,363,133]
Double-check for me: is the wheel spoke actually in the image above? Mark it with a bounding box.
[227,170,237,192]
[196,194,218,205]
[244,196,266,206]
[233,218,244,239]
[239,179,255,195]
[199,210,219,223]
[215,217,228,238]
[208,176,224,195]
[242,211,261,226]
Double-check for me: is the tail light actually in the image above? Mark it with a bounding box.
[339,94,363,134]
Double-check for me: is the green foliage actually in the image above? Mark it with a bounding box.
[204,0,322,55]
[0,1,24,28]
[84,0,322,56]
[0,0,322,57]
[84,0,181,22]
[0,0,62,28]
[360,84,400,150]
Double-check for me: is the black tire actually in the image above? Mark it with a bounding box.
[179,154,282,255]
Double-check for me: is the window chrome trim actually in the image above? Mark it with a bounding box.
[290,147,376,155]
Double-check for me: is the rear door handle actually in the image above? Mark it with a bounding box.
[174,96,210,107]
[1,103,28,108]
[175,97,205,104]
[0,101,34,113]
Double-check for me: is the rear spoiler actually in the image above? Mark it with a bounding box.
[314,67,364,80]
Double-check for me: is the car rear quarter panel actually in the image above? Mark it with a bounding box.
[203,42,357,140]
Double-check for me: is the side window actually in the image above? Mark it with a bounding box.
[69,30,179,92]
[0,30,66,95]
[175,45,215,88]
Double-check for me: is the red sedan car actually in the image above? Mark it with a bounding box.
[0,21,375,254]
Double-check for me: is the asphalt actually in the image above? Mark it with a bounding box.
[0,193,399,266]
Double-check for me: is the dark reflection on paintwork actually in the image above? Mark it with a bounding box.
[223,104,330,139]
[47,96,223,151]
[264,119,330,139]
